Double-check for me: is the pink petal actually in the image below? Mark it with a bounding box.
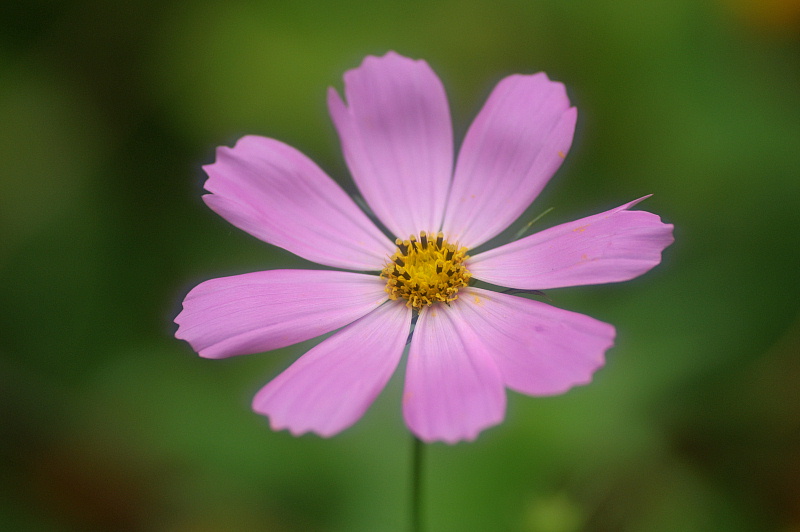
[252,301,412,437]
[175,270,388,359]
[441,74,576,248]
[455,288,615,396]
[469,197,675,290]
[328,52,453,239]
[203,135,394,271]
[403,305,506,443]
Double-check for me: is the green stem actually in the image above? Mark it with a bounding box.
[411,436,424,532]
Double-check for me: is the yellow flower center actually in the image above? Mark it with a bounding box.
[381,231,471,309]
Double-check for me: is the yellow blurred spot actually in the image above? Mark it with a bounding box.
[523,492,584,532]
[719,0,800,35]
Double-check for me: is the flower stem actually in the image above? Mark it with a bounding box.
[411,436,424,532]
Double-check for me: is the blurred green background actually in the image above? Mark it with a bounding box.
[2,0,800,530]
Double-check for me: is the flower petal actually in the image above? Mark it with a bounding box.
[441,74,576,248]
[203,135,394,271]
[252,301,412,437]
[328,52,453,238]
[455,288,615,396]
[403,304,506,443]
[469,197,675,290]
[175,270,388,359]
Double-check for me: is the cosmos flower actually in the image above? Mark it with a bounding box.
[175,52,674,443]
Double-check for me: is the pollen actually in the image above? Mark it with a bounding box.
[381,231,471,309]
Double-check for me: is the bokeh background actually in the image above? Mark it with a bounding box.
[3,0,800,530]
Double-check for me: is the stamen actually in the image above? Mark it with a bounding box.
[380,232,471,310]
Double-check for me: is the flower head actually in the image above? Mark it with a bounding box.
[175,52,674,443]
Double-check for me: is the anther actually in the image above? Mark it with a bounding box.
[396,238,408,255]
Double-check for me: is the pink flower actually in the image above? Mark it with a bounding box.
[175,52,674,443]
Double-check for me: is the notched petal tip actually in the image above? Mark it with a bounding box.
[326,84,344,107]
[357,50,429,69]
